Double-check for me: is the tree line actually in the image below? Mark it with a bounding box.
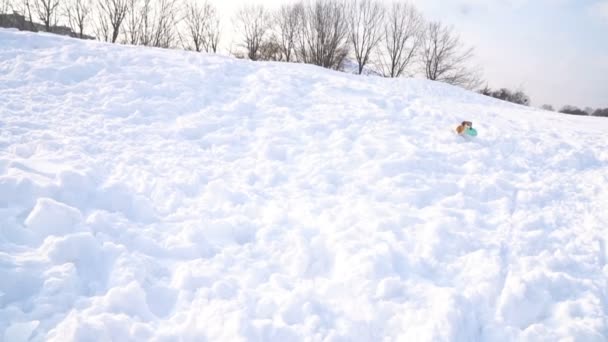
[541,105,608,117]
[1,0,482,89]
[232,1,482,89]
[0,0,220,47]
[477,87,607,116]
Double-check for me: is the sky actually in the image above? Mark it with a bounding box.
[207,0,608,109]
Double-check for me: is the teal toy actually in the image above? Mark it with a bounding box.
[465,127,477,136]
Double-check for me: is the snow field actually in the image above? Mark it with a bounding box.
[1,29,608,341]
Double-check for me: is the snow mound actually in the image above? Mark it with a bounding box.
[1,28,607,341]
[25,198,83,238]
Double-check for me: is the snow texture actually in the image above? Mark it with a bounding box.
[1,29,607,341]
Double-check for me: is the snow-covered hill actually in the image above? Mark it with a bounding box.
[1,29,607,341]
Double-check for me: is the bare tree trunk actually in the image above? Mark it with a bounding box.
[234,4,270,61]
[348,0,384,74]
[96,0,128,43]
[378,2,422,78]
[64,0,91,38]
[183,0,206,51]
[297,0,350,70]
[34,0,60,32]
[273,2,302,62]
[149,0,177,48]
[420,21,482,89]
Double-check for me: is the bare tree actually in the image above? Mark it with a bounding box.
[136,0,153,45]
[348,0,384,74]
[96,0,128,43]
[34,0,61,32]
[273,2,302,62]
[234,4,270,60]
[119,0,176,47]
[0,0,13,27]
[64,0,91,38]
[378,2,423,78]
[206,14,220,53]
[182,0,205,51]
[0,0,13,29]
[123,0,141,44]
[297,0,350,70]
[94,12,109,40]
[149,0,177,48]
[182,0,220,52]
[420,21,482,89]
[17,0,37,30]
[0,0,10,16]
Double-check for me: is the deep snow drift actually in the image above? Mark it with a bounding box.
[1,29,607,341]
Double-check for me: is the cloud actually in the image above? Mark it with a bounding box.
[408,0,532,18]
[589,1,608,21]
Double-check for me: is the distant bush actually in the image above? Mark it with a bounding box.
[541,104,554,111]
[559,105,588,116]
[479,87,530,106]
[592,108,608,117]
[258,36,284,61]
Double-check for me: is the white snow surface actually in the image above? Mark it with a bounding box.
[1,29,608,341]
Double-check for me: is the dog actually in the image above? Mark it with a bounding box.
[456,121,473,135]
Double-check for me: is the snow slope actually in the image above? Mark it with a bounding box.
[1,29,607,341]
